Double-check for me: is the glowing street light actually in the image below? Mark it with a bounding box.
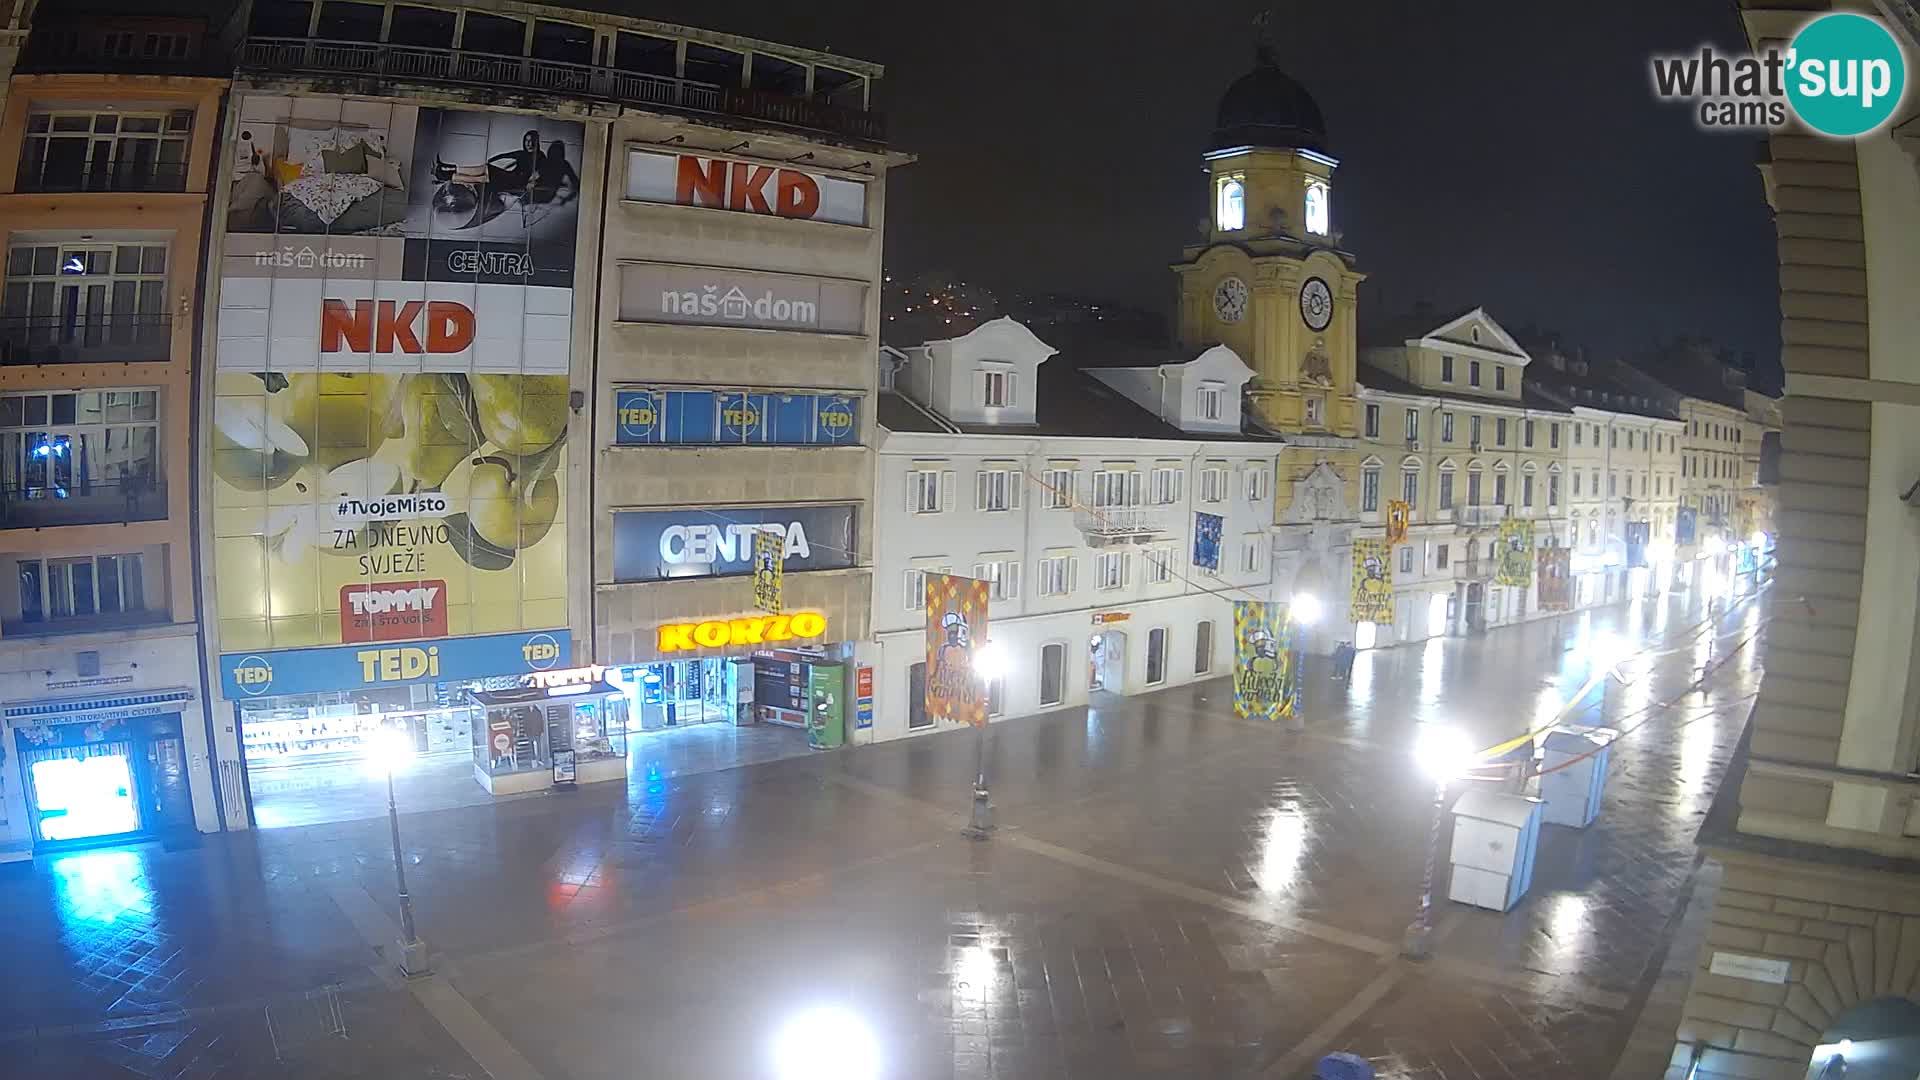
[964,641,1007,839]
[1412,724,1476,782]
[772,1005,880,1080]
[1290,592,1323,625]
[1405,723,1478,961]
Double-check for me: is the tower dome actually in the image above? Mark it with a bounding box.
[1210,45,1327,153]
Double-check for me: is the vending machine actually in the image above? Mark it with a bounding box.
[807,662,847,751]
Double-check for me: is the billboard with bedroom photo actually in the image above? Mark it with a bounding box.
[212,95,585,656]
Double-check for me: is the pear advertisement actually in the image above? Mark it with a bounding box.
[212,95,581,654]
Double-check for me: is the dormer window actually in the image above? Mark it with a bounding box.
[981,366,1013,408]
[1218,178,1245,232]
[1196,381,1224,421]
[1304,179,1329,236]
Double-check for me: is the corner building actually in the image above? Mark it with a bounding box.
[198,0,893,830]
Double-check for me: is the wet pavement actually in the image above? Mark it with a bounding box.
[0,575,1769,1079]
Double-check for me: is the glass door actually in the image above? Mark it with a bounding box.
[23,741,143,844]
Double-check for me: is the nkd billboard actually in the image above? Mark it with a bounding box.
[211,95,585,657]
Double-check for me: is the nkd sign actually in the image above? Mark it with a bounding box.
[619,264,867,335]
[626,150,868,227]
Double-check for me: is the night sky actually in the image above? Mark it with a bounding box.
[636,0,1782,386]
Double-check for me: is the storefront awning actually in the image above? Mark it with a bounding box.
[4,688,196,728]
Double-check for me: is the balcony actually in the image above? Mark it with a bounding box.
[1452,557,1494,582]
[0,315,172,366]
[1074,506,1173,547]
[2,607,170,639]
[0,479,167,530]
[238,38,887,144]
[15,160,190,195]
[1454,504,1509,531]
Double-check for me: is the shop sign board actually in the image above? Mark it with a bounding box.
[613,388,859,446]
[218,629,568,699]
[213,95,582,657]
[1709,952,1790,984]
[855,663,874,730]
[617,263,868,334]
[625,150,868,226]
[656,612,828,653]
[612,503,857,582]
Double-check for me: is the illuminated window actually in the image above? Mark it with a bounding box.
[1218,178,1245,231]
[1304,179,1329,235]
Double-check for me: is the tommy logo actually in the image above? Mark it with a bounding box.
[340,580,449,643]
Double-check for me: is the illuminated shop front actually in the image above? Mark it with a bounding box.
[2,691,197,851]
[217,629,579,828]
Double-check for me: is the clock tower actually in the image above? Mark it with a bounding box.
[1171,42,1364,438]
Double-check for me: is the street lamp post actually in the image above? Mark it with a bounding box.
[383,748,430,976]
[964,642,1007,840]
[1288,592,1323,732]
[1403,724,1473,961]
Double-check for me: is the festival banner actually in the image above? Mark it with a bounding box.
[1536,547,1572,610]
[924,573,989,727]
[1385,500,1411,545]
[1350,539,1394,624]
[1676,506,1697,547]
[1625,521,1651,569]
[1193,511,1223,572]
[1232,600,1298,721]
[1495,519,1534,587]
[751,528,784,614]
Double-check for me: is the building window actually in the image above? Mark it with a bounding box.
[1438,471,1455,510]
[1095,551,1128,590]
[1146,627,1168,685]
[1399,546,1413,575]
[1303,179,1330,235]
[0,389,161,515]
[981,368,1013,408]
[1495,418,1508,446]
[1037,554,1074,596]
[1402,469,1418,507]
[908,469,946,513]
[1197,382,1224,421]
[18,552,144,624]
[1573,424,1582,447]
[1218,178,1245,231]
[1361,466,1380,512]
[1470,415,1482,447]
[1040,642,1066,707]
[1494,473,1508,505]
[1200,465,1229,503]
[1610,428,1618,449]
[1240,534,1264,573]
[1608,472,1617,496]
[1405,409,1419,442]
[1092,469,1138,508]
[1524,420,1535,448]
[1303,395,1325,427]
[1441,412,1455,443]
[19,109,193,193]
[1441,355,1454,383]
[975,467,1021,511]
[1495,366,1507,391]
[1146,546,1175,584]
[1042,468,1073,509]
[1364,404,1380,438]
[902,564,951,610]
[1435,544,1450,569]
[974,558,1021,601]
[1149,466,1183,505]
[1468,470,1483,506]
[1244,467,1268,501]
[1469,360,1482,387]
[1549,473,1560,507]
[1573,471,1582,496]
[1522,474,1534,507]
[5,242,170,345]
[1195,621,1215,675]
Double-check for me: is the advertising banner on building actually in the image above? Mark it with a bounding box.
[1676,506,1697,547]
[618,263,868,334]
[924,573,989,727]
[625,149,869,226]
[613,388,859,446]
[1495,519,1535,587]
[1193,511,1223,571]
[611,503,857,583]
[1385,500,1411,545]
[1536,548,1572,611]
[1625,522,1651,568]
[1232,600,1298,721]
[219,628,567,699]
[1350,539,1394,624]
[751,528,784,615]
[212,95,584,659]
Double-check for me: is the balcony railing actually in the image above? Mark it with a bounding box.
[1454,504,1509,529]
[1074,506,1173,546]
[1452,557,1494,582]
[2,607,169,639]
[0,315,172,366]
[0,479,166,530]
[238,37,887,143]
[15,160,190,194]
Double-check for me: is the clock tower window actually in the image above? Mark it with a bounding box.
[1218,178,1245,231]
[1304,179,1330,236]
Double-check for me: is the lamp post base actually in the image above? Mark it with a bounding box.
[963,785,995,839]
[1400,921,1433,962]
[395,937,433,978]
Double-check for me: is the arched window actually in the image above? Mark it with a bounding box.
[1218,179,1245,231]
[1304,179,1329,235]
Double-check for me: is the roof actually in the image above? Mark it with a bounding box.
[1211,45,1328,153]
[1524,358,1680,422]
[1357,364,1571,414]
[879,361,1285,444]
[1360,306,1479,349]
[1629,356,1748,411]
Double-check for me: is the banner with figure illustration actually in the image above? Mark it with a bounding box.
[1676,506,1697,547]
[751,528,784,614]
[1537,547,1572,610]
[1385,500,1411,545]
[210,95,585,655]
[924,573,990,727]
[1495,519,1534,587]
[1350,539,1394,624]
[1233,601,1298,721]
[1193,512,1223,572]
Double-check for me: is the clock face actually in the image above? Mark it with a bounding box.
[1299,277,1334,331]
[1212,276,1249,324]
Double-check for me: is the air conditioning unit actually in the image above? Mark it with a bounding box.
[1406,437,1420,450]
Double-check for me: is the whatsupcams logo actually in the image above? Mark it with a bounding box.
[1651,13,1907,137]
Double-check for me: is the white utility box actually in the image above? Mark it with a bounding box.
[1538,725,1617,828]
[1447,789,1542,912]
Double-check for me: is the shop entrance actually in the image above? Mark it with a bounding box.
[1088,630,1127,692]
[13,713,194,849]
[611,652,820,775]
